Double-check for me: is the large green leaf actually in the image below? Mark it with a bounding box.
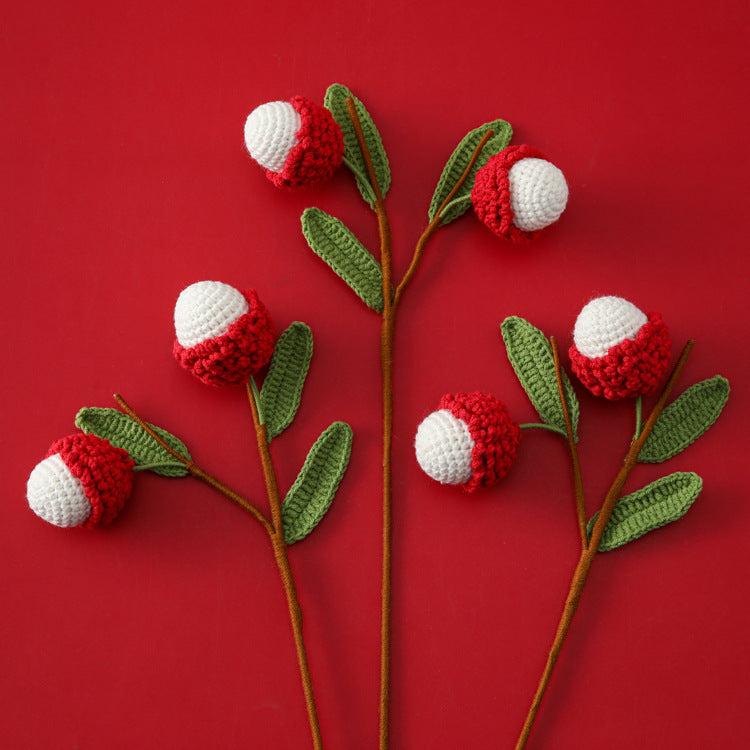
[428,119,513,226]
[639,376,730,463]
[588,472,702,551]
[500,316,579,440]
[282,422,353,544]
[324,83,390,207]
[260,322,313,440]
[301,207,384,312]
[75,407,190,476]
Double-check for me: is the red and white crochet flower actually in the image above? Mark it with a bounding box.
[27,434,135,528]
[415,392,521,493]
[244,96,344,189]
[471,144,568,243]
[173,281,275,386]
[569,296,671,400]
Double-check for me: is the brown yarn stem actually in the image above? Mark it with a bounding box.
[550,337,587,549]
[245,381,324,750]
[393,128,494,310]
[112,393,272,534]
[515,339,695,750]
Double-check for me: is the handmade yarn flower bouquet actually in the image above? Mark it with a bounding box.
[26,83,729,749]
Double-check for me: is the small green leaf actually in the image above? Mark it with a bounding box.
[324,83,390,207]
[282,422,353,544]
[260,322,313,440]
[639,376,730,463]
[588,472,703,551]
[429,119,513,226]
[501,317,579,440]
[301,207,384,312]
[75,407,191,477]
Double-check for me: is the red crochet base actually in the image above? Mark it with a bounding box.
[439,392,521,493]
[569,313,672,400]
[267,96,344,189]
[471,144,546,243]
[173,289,275,386]
[48,434,134,528]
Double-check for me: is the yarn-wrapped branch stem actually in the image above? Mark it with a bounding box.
[550,336,587,549]
[515,339,695,750]
[245,380,324,750]
[112,393,272,534]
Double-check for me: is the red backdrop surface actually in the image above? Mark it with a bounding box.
[2,1,749,748]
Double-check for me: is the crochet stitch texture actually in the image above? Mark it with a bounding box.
[439,392,521,492]
[471,145,566,242]
[570,312,671,399]
[30,434,134,528]
[174,288,276,386]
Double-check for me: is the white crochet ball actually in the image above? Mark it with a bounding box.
[174,281,249,349]
[244,101,302,173]
[574,296,647,358]
[415,410,475,485]
[27,454,91,528]
[508,157,568,232]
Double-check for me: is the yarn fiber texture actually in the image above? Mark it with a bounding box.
[246,96,344,189]
[174,287,275,386]
[28,434,135,528]
[471,145,567,242]
[420,392,521,493]
[570,312,671,400]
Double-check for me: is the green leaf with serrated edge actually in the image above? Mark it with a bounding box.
[282,422,353,544]
[75,407,191,477]
[260,322,313,440]
[501,317,579,440]
[324,83,391,207]
[428,119,513,226]
[588,472,702,552]
[301,207,384,312]
[638,376,730,463]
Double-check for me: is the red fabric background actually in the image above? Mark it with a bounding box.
[2,1,748,748]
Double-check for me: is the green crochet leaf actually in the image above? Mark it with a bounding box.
[588,472,702,552]
[75,407,191,477]
[282,422,353,544]
[301,207,384,312]
[429,119,513,226]
[501,317,579,440]
[260,322,313,440]
[324,83,391,207]
[638,376,730,463]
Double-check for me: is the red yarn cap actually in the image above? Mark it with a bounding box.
[569,313,672,400]
[471,144,547,243]
[174,289,275,386]
[267,96,344,189]
[48,434,135,528]
[439,391,521,492]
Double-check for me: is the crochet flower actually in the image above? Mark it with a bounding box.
[569,296,671,400]
[27,434,135,528]
[173,281,275,386]
[244,96,344,189]
[471,145,568,242]
[414,392,521,492]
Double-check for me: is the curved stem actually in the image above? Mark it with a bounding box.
[550,337,587,549]
[515,340,695,749]
[633,395,643,443]
[392,128,494,311]
[245,381,324,750]
[519,423,567,437]
[112,393,272,534]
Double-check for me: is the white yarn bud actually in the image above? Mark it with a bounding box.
[508,157,569,232]
[174,281,249,349]
[27,454,91,528]
[244,101,302,173]
[414,410,475,485]
[573,296,647,358]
